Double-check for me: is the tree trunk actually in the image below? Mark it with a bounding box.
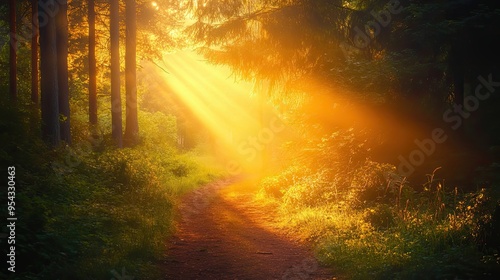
[125,0,139,143]
[9,0,16,101]
[56,0,71,144]
[39,0,60,147]
[88,0,97,125]
[110,0,123,147]
[31,0,39,104]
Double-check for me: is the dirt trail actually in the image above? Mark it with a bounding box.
[163,178,335,280]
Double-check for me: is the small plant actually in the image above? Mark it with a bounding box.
[364,204,395,229]
[259,164,310,198]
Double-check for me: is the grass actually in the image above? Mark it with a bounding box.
[0,94,225,280]
[257,163,500,280]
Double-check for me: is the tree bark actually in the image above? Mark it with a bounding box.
[110,0,123,147]
[39,0,60,147]
[56,0,71,144]
[9,0,17,101]
[31,0,39,104]
[125,0,139,143]
[88,0,97,125]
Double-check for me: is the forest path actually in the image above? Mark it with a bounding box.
[162,178,335,280]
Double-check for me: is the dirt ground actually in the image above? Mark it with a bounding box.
[162,178,335,280]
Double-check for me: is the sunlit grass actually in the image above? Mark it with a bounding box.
[46,142,224,279]
[0,90,227,279]
[257,188,497,279]
[256,154,500,279]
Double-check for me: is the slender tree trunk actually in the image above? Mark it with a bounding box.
[125,0,138,143]
[56,0,71,143]
[39,0,60,147]
[88,0,97,125]
[110,0,123,147]
[9,0,17,101]
[31,0,39,104]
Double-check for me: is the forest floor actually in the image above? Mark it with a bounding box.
[162,178,336,280]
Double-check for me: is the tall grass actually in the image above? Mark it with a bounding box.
[258,130,500,279]
[0,93,224,279]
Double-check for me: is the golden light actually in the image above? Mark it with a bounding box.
[143,51,273,175]
[151,1,159,11]
[140,49,427,179]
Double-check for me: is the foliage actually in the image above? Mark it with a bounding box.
[259,164,310,198]
[66,0,183,80]
[186,0,500,146]
[186,0,354,88]
[2,0,500,279]
[0,89,222,279]
[258,132,500,279]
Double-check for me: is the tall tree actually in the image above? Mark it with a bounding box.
[110,0,123,147]
[9,0,16,100]
[39,0,60,146]
[88,0,97,124]
[125,0,139,143]
[56,0,71,143]
[31,0,39,104]
[185,0,359,90]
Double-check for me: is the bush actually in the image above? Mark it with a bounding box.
[352,161,401,203]
[364,204,396,229]
[282,170,338,207]
[0,90,222,279]
[259,164,310,198]
[257,125,500,279]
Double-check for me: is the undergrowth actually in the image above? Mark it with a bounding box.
[0,94,223,279]
[258,128,500,279]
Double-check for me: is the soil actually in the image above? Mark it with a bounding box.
[162,178,336,280]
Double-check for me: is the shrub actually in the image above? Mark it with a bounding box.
[364,204,396,229]
[259,164,310,198]
[282,170,338,207]
[257,124,500,279]
[351,161,400,203]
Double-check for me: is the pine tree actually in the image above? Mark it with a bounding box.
[110,0,123,147]
[39,0,60,146]
[56,0,71,143]
[88,0,97,125]
[124,0,138,143]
